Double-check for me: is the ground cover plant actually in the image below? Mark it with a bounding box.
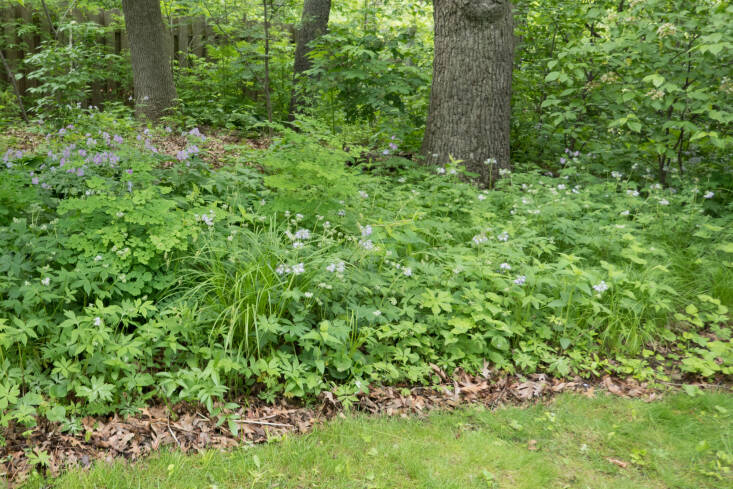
[0,112,730,430]
[19,392,733,489]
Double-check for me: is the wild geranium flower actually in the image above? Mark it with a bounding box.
[337,209,346,217]
[593,281,609,294]
[611,171,623,179]
[560,157,567,165]
[497,231,509,242]
[499,263,511,271]
[403,267,412,277]
[703,191,714,199]
[292,263,305,275]
[478,194,487,201]
[436,167,446,174]
[485,158,497,166]
[276,264,288,275]
[41,277,50,286]
[513,275,526,285]
[360,225,373,237]
[292,241,304,249]
[557,184,566,190]
[626,190,639,197]
[294,229,311,240]
[94,317,102,326]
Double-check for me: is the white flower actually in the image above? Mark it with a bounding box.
[304,292,313,298]
[293,241,304,249]
[658,199,669,206]
[477,194,487,201]
[294,228,311,240]
[94,317,102,326]
[360,239,375,250]
[497,231,509,242]
[472,234,488,245]
[227,235,234,241]
[703,191,714,199]
[620,210,630,216]
[292,263,305,275]
[360,225,373,237]
[323,221,331,229]
[436,167,446,174]
[626,190,639,197]
[373,310,382,317]
[41,277,50,286]
[513,275,526,285]
[557,184,566,190]
[116,211,125,218]
[449,168,457,175]
[611,171,623,179]
[484,158,497,166]
[498,168,511,176]
[593,281,609,294]
[276,264,288,275]
[296,213,304,221]
[397,177,406,183]
[337,209,346,217]
[402,267,412,277]
[359,191,369,199]
[499,263,511,271]
[94,255,103,261]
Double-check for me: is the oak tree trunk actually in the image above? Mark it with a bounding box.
[422,0,514,185]
[289,0,331,117]
[121,0,177,121]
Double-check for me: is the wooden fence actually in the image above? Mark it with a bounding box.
[0,5,218,96]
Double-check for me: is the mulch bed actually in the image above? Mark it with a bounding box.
[4,366,726,487]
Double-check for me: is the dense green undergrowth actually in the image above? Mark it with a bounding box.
[0,112,731,433]
[20,392,733,489]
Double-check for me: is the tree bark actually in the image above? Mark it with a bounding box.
[121,0,177,121]
[289,0,331,118]
[422,0,514,185]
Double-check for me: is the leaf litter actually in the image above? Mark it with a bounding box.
[0,370,713,486]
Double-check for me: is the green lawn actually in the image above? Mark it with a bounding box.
[21,392,732,489]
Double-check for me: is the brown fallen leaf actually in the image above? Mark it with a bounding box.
[607,457,628,468]
[527,439,538,451]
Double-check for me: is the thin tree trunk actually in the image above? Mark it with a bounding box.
[121,0,177,121]
[262,0,273,136]
[422,0,514,186]
[289,0,331,119]
[0,49,28,122]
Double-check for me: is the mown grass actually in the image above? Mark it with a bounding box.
[22,392,732,489]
